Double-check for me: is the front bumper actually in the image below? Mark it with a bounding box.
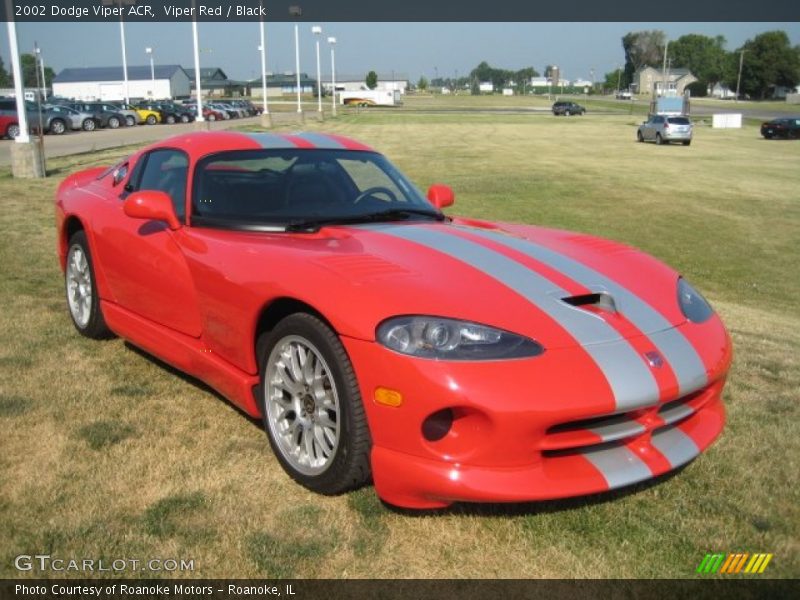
[343,317,731,509]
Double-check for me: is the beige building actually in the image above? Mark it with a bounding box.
[633,67,697,96]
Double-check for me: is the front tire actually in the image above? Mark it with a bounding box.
[107,116,120,129]
[65,232,110,339]
[50,119,66,135]
[180,114,190,123]
[258,313,371,495]
[125,115,136,127]
[166,115,176,124]
[82,118,96,132]
[637,130,644,142]
[6,123,20,139]
[146,114,157,125]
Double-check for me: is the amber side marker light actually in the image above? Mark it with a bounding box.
[374,387,403,407]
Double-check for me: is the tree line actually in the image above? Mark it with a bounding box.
[0,53,56,90]
[608,29,799,99]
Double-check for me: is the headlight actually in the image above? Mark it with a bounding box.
[376,316,544,360]
[677,278,714,323]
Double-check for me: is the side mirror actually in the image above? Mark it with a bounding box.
[123,190,181,230]
[426,184,455,210]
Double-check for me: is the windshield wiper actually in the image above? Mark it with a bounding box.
[286,208,445,232]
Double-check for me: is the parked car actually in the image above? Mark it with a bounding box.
[67,102,126,129]
[637,115,693,145]
[136,102,194,124]
[183,103,225,122]
[0,111,20,139]
[117,103,162,125]
[56,131,731,509]
[44,104,99,132]
[552,101,586,116]
[208,103,234,119]
[616,91,633,100]
[87,103,140,127]
[760,117,800,139]
[0,98,70,135]
[228,99,259,116]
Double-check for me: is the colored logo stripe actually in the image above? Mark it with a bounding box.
[697,553,773,574]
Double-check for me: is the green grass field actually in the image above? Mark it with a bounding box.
[1,103,798,579]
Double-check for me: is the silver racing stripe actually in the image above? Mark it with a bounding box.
[373,224,660,410]
[581,443,653,489]
[244,132,297,149]
[650,425,700,468]
[461,227,708,396]
[292,132,346,149]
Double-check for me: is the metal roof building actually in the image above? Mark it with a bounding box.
[52,65,191,101]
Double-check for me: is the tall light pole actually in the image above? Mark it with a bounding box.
[258,0,270,121]
[118,6,130,104]
[191,0,205,123]
[145,47,155,96]
[34,44,47,100]
[289,6,303,114]
[328,36,337,116]
[6,19,29,143]
[312,26,322,114]
[735,50,745,103]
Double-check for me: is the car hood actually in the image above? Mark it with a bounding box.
[218,217,690,350]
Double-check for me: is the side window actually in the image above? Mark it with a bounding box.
[135,149,189,221]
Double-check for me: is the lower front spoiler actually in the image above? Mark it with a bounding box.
[371,398,725,509]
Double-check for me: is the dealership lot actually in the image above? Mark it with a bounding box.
[0,104,798,578]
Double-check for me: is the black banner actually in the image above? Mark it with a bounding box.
[1,579,799,600]
[2,0,799,22]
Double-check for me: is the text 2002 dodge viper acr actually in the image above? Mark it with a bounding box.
[56,132,731,509]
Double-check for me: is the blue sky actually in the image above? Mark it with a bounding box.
[1,22,798,83]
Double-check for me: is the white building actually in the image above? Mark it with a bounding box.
[52,65,191,101]
[479,82,494,93]
[322,74,409,95]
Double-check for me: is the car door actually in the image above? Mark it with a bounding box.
[92,148,203,337]
[643,116,657,140]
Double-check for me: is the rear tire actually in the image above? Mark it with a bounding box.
[683,140,691,146]
[166,115,176,124]
[258,313,371,495]
[565,110,571,116]
[656,133,664,145]
[125,115,136,127]
[107,116,120,129]
[6,123,20,139]
[180,114,190,123]
[637,131,644,143]
[65,231,111,339]
[82,118,96,132]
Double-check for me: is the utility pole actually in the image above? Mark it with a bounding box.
[660,40,669,97]
[735,50,745,103]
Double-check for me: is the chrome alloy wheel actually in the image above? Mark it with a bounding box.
[66,244,92,328]
[265,335,340,476]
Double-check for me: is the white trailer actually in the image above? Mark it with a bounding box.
[338,89,402,107]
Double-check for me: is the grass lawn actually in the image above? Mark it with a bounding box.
[0,108,798,579]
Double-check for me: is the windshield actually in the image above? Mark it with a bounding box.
[192,149,435,229]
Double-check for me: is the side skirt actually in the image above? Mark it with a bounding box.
[102,300,261,417]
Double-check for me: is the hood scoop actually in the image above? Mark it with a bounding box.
[562,292,618,313]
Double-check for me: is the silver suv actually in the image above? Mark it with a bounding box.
[637,115,693,146]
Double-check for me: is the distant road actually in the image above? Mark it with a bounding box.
[0,116,263,167]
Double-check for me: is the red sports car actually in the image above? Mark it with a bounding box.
[56,131,732,509]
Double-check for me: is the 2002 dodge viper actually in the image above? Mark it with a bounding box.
[56,131,732,509]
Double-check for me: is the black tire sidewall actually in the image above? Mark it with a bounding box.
[257,313,370,495]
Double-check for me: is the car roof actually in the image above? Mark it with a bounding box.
[146,131,376,157]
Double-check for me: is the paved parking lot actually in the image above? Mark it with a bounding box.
[0,115,263,167]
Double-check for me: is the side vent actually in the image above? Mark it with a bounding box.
[562,292,617,313]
